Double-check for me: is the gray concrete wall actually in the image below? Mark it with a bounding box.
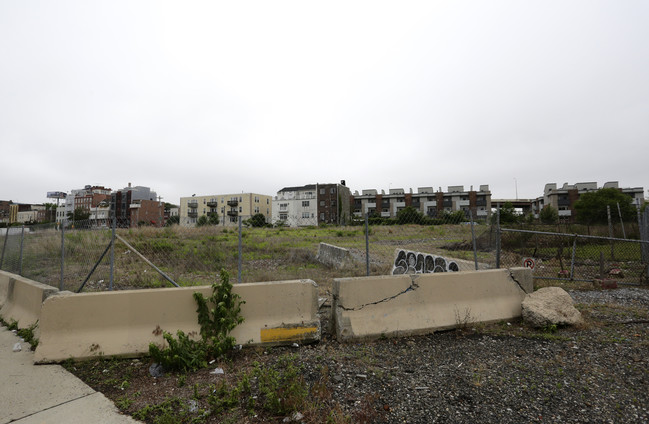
[333,268,532,341]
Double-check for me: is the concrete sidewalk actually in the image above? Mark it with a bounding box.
[0,326,139,424]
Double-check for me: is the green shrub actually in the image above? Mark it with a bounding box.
[148,270,244,372]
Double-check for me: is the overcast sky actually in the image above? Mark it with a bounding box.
[1,1,648,205]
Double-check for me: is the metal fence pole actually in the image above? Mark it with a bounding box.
[641,208,649,281]
[0,226,9,269]
[617,202,626,239]
[570,234,577,280]
[495,206,501,269]
[365,213,370,276]
[607,205,614,260]
[19,225,25,276]
[470,210,478,270]
[238,215,243,283]
[59,224,65,290]
[109,216,116,290]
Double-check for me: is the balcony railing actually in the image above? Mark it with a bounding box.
[188,211,198,218]
[227,210,238,216]
[227,200,239,207]
[207,199,218,207]
[187,201,198,208]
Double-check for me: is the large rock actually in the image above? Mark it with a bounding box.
[522,287,583,328]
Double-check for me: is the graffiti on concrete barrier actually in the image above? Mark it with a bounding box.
[392,249,459,275]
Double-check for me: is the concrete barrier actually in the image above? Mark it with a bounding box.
[332,268,532,342]
[316,242,354,269]
[35,279,320,363]
[0,270,58,328]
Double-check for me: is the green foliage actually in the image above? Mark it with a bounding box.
[67,207,90,221]
[204,354,308,417]
[17,322,39,350]
[207,212,219,225]
[440,210,466,224]
[165,215,180,226]
[197,213,219,227]
[574,188,636,225]
[193,270,245,360]
[149,330,208,372]
[539,205,559,224]
[148,270,244,372]
[496,201,520,224]
[244,213,267,228]
[396,206,425,225]
[254,355,308,415]
[133,398,190,423]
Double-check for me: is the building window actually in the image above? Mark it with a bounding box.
[279,213,288,220]
[302,212,310,219]
[320,201,325,206]
[302,201,310,207]
[320,213,325,221]
[320,189,325,195]
[330,188,335,194]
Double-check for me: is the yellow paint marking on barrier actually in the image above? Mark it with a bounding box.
[260,326,318,343]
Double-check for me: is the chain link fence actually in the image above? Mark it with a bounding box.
[2,208,646,293]
[0,211,491,294]
[495,208,649,285]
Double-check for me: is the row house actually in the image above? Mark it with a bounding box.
[351,185,492,219]
[272,182,351,227]
[179,193,272,227]
[531,181,645,220]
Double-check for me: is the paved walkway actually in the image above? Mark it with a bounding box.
[0,326,139,424]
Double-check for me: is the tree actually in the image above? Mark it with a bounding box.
[245,213,267,228]
[165,215,180,226]
[67,207,90,221]
[539,205,559,224]
[574,188,636,225]
[196,215,209,226]
[396,206,424,225]
[493,202,519,224]
[207,212,219,225]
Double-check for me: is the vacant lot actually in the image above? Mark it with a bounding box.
[65,285,649,424]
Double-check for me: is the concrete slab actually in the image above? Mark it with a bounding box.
[0,327,138,424]
[13,392,139,424]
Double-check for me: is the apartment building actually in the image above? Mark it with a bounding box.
[531,181,645,220]
[351,185,492,219]
[179,193,272,227]
[272,182,351,227]
[111,184,160,227]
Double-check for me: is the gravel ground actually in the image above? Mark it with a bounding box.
[67,287,649,423]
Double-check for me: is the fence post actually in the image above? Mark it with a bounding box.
[109,216,116,290]
[59,224,65,290]
[238,215,242,283]
[641,208,649,281]
[470,210,478,270]
[0,226,9,269]
[607,205,615,260]
[19,225,25,276]
[570,234,577,280]
[616,202,626,239]
[495,206,501,269]
[365,213,370,276]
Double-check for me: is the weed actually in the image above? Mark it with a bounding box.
[149,269,244,372]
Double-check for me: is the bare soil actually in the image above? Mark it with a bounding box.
[64,286,649,423]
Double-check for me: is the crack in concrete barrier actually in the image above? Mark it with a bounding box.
[508,269,526,293]
[337,277,419,311]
